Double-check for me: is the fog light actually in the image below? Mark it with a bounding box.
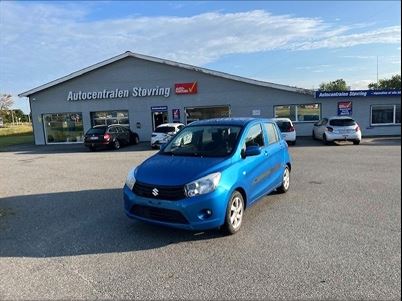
[197,209,213,220]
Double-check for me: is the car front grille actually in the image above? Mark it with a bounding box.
[130,205,189,224]
[133,181,186,201]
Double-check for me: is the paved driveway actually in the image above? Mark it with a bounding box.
[0,138,400,299]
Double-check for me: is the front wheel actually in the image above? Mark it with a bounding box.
[323,134,330,145]
[277,166,290,193]
[222,191,244,235]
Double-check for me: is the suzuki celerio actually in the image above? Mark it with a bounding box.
[124,118,292,234]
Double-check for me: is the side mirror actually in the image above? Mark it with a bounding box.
[242,145,261,158]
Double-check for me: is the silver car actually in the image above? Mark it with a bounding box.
[312,116,362,145]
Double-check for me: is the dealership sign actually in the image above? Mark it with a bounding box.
[175,82,198,95]
[67,86,171,101]
[338,101,353,116]
[315,90,401,98]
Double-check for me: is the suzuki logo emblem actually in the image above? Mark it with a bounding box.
[152,188,159,196]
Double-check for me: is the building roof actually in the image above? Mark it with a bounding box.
[19,51,313,97]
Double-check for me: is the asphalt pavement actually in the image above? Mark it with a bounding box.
[0,138,400,300]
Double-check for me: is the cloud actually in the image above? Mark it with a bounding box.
[0,2,400,99]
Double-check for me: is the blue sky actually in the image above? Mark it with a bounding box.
[0,1,400,113]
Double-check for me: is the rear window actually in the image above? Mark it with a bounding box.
[275,121,292,132]
[155,126,175,133]
[87,127,106,135]
[329,119,356,127]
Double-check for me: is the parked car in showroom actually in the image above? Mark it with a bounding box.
[151,123,184,149]
[312,116,362,145]
[84,125,139,151]
[271,118,296,145]
[124,118,292,235]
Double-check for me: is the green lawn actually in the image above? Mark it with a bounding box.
[0,124,34,149]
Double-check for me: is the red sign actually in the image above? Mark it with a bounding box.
[175,82,198,95]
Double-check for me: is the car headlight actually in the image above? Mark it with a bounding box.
[185,172,221,197]
[125,167,137,190]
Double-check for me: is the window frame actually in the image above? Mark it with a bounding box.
[274,103,321,123]
[370,104,401,126]
[264,122,280,145]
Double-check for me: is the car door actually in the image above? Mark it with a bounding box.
[315,118,328,139]
[263,122,285,191]
[240,123,270,204]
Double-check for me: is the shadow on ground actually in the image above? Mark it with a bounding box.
[2,142,155,155]
[0,189,222,258]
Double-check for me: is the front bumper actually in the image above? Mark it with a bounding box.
[123,185,229,231]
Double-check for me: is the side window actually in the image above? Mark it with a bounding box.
[244,124,265,148]
[264,123,279,145]
[322,118,328,125]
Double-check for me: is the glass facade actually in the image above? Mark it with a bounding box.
[371,105,401,125]
[90,111,129,127]
[185,106,230,124]
[274,103,321,122]
[44,113,83,144]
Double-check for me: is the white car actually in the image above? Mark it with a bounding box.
[151,123,185,149]
[312,116,362,145]
[272,118,296,145]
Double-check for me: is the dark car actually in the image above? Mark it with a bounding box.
[84,125,139,151]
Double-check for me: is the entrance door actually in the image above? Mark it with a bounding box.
[151,106,168,130]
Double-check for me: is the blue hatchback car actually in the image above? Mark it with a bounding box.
[124,118,292,234]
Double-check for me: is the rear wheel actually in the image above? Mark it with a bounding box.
[133,135,139,145]
[113,139,121,150]
[88,146,96,152]
[277,166,290,193]
[222,191,244,235]
[353,140,361,145]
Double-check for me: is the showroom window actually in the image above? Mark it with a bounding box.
[371,105,401,125]
[90,111,129,127]
[43,113,83,144]
[274,104,321,122]
[185,106,230,124]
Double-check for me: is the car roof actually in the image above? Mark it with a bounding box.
[189,117,270,127]
[156,123,184,127]
[270,118,293,122]
[326,116,355,120]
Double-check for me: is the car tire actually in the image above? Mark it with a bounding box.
[312,130,317,140]
[323,134,329,145]
[290,140,296,146]
[353,140,361,145]
[222,191,244,235]
[133,135,139,145]
[277,166,290,193]
[89,146,96,152]
[113,139,121,150]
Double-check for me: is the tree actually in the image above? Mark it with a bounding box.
[0,94,14,111]
[368,74,401,90]
[319,79,349,91]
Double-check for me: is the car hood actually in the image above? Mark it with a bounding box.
[136,154,231,186]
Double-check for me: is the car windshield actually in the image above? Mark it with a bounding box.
[275,121,292,132]
[162,125,242,157]
[329,119,356,126]
[155,126,176,133]
[87,127,106,135]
